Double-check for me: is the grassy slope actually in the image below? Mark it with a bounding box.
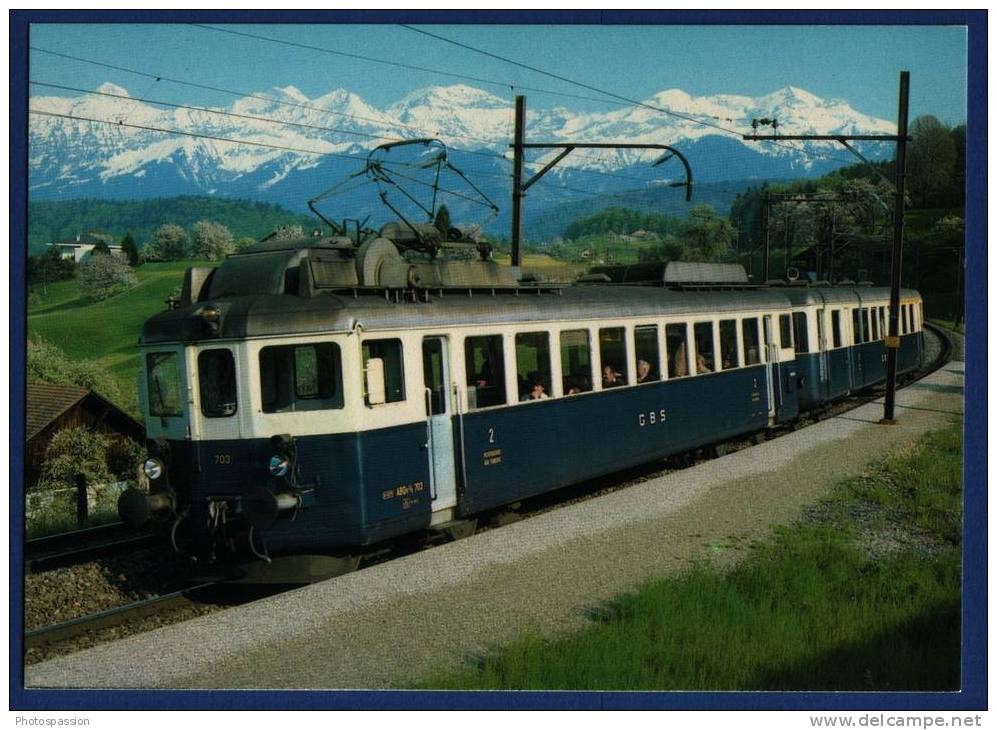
[27,262,203,415]
[419,424,963,691]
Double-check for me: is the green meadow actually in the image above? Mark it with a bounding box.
[27,261,205,416]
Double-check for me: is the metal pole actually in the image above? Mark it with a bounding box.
[762,191,770,281]
[882,71,910,424]
[510,95,526,269]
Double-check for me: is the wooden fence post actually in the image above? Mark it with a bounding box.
[75,473,88,527]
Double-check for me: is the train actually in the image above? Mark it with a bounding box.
[117,221,925,578]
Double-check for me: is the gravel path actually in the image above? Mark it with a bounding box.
[25,362,964,690]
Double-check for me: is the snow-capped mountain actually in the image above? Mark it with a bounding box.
[28,81,895,216]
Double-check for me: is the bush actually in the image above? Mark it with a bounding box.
[78,252,137,301]
[27,337,121,401]
[35,426,112,493]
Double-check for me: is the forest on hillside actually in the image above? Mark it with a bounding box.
[27,196,319,254]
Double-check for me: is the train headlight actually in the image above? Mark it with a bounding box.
[201,305,221,323]
[143,457,164,481]
[268,455,290,478]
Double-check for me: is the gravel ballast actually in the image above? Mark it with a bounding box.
[25,361,964,690]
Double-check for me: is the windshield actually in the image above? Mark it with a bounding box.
[147,352,183,417]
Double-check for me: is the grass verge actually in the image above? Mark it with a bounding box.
[418,423,963,691]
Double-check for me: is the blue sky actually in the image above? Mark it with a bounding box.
[29,23,967,125]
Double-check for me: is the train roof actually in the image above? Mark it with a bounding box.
[141,285,798,344]
[780,286,921,306]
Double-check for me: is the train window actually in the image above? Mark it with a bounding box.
[634,325,660,383]
[792,312,809,354]
[901,304,909,335]
[599,327,629,387]
[852,309,864,344]
[831,310,842,348]
[871,309,880,340]
[742,318,761,365]
[515,332,552,401]
[147,352,183,417]
[465,335,506,409]
[879,307,886,339]
[259,343,343,413]
[666,323,690,378]
[693,322,715,374]
[198,349,237,418]
[778,314,793,350]
[560,329,593,394]
[719,320,739,369]
[362,339,405,404]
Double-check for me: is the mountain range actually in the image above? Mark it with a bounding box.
[28,82,895,236]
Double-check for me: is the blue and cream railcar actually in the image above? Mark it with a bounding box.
[123,237,803,559]
[783,286,924,410]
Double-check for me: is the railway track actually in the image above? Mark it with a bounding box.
[25,325,955,663]
[25,522,159,574]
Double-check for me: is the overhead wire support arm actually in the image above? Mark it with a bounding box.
[514,143,694,202]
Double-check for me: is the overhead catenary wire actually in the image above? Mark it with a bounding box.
[184,26,743,171]
[190,23,747,121]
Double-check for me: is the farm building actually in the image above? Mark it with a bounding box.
[47,234,124,263]
[25,382,144,488]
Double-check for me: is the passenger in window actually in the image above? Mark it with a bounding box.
[474,358,492,388]
[696,353,712,374]
[566,373,590,394]
[672,342,689,378]
[521,380,550,402]
[636,359,654,383]
[602,365,624,388]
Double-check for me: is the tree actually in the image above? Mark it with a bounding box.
[120,232,139,266]
[143,223,190,261]
[674,204,735,262]
[27,248,76,293]
[907,115,957,208]
[78,252,138,302]
[92,240,111,257]
[192,220,236,261]
[27,337,121,402]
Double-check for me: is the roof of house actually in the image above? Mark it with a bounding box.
[26,382,143,442]
[26,382,90,441]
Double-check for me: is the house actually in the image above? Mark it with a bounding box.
[25,382,145,488]
[48,234,124,263]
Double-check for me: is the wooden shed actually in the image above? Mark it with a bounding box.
[25,382,145,488]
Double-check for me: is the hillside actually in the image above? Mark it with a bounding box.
[27,197,318,254]
[27,261,202,416]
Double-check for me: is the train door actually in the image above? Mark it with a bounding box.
[762,315,778,422]
[816,308,830,400]
[421,336,458,518]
